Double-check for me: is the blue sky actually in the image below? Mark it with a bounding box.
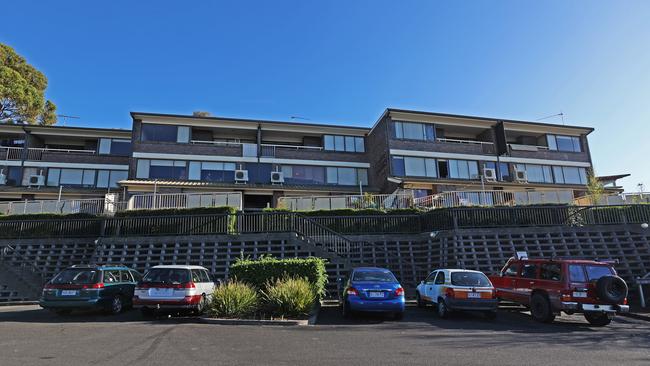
[3,1,649,191]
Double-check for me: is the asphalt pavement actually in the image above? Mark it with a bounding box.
[0,304,648,366]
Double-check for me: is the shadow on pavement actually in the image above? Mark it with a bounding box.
[0,305,203,324]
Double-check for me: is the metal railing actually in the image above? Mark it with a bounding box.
[436,138,493,146]
[414,190,575,209]
[190,140,244,148]
[575,193,650,206]
[26,147,96,161]
[0,146,23,160]
[0,198,111,216]
[279,193,414,211]
[508,143,550,152]
[260,143,323,157]
[127,192,243,210]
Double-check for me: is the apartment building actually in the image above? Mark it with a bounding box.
[0,125,131,201]
[0,108,595,208]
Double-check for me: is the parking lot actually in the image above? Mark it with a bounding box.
[1,305,649,366]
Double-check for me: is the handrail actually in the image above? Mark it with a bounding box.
[436,138,493,145]
[260,143,323,151]
[31,147,96,154]
[190,140,244,147]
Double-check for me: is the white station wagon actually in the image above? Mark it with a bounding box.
[133,265,215,316]
[415,269,498,319]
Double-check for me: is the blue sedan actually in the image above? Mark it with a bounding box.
[340,267,405,320]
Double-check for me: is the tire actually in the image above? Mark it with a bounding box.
[53,309,71,316]
[595,276,628,304]
[394,311,404,321]
[416,292,425,308]
[140,308,155,318]
[194,294,208,315]
[530,293,555,323]
[108,295,123,315]
[584,312,612,327]
[484,311,497,320]
[437,298,449,318]
[342,301,352,319]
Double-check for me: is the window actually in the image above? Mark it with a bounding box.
[391,156,405,176]
[60,169,83,185]
[121,270,134,283]
[98,138,111,154]
[177,126,190,143]
[448,160,479,180]
[451,272,491,287]
[136,159,150,179]
[352,270,397,282]
[553,166,588,185]
[390,156,437,177]
[200,270,211,283]
[47,168,61,186]
[130,270,143,282]
[103,270,120,283]
[521,263,538,279]
[281,165,326,184]
[393,121,435,141]
[108,171,128,187]
[201,162,236,182]
[568,265,587,282]
[337,167,356,185]
[51,269,98,285]
[425,272,437,284]
[434,271,446,285]
[503,264,519,277]
[547,134,581,152]
[99,139,131,156]
[325,167,366,186]
[191,269,202,283]
[141,124,178,142]
[498,162,510,181]
[585,266,614,281]
[149,160,187,180]
[515,164,553,183]
[323,135,365,153]
[540,264,562,281]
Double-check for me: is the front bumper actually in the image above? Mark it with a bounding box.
[560,302,630,314]
[446,298,499,312]
[348,297,405,313]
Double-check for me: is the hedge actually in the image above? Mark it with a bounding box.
[114,206,236,218]
[229,257,328,298]
[0,212,97,221]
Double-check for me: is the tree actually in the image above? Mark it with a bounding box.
[0,43,57,125]
[586,171,605,205]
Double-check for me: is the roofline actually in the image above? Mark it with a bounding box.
[0,123,132,134]
[130,111,370,132]
[386,108,595,134]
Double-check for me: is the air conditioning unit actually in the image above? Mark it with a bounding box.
[270,171,284,184]
[234,170,249,183]
[29,174,45,187]
[483,168,497,182]
[514,170,528,183]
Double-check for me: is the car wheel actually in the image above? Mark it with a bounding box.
[416,292,425,308]
[53,309,71,316]
[109,295,123,315]
[195,294,208,315]
[530,293,555,323]
[484,311,497,320]
[141,308,155,318]
[437,299,449,318]
[342,300,352,319]
[394,311,404,321]
[584,312,612,327]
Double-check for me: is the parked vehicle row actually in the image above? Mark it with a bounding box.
[40,254,631,327]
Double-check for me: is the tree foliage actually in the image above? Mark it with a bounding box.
[0,43,57,125]
[587,171,605,205]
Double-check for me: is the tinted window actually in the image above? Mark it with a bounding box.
[434,272,446,285]
[540,264,562,281]
[586,265,613,281]
[191,269,202,283]
[142,268,191,284]
[130,270,143,282]
[111,140,132,156]
[451,272,491,287]
[121,270,134,283]
[503,264,519,277]
[569,265,587,282]
[425,272,437,284]
[51,269,99,285]
[200,270,211,282]
[103,270,121,283]
[521,264,538,279]
[141,124,178,142]
[352,270,397,283]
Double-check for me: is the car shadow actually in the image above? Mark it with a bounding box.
[0,305,203,324]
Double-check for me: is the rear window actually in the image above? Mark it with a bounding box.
[585,265,613,281]
[51,269,99,285]
[142,268,191,284]
[353,270,397,283]
[450,272,491,287]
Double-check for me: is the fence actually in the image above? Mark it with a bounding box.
[127,192,242,211]
[278,194,414,211]
[575,193,650,206]
[0,205,646,239]
[414,189,575,209]
[0,198,111,216]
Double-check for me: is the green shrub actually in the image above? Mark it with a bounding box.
[115,206,238,234]
[114,206,236,218]
[229,257,327,298]
[207,281,259,318]
[0,212,97,221]
[262,277,316,317]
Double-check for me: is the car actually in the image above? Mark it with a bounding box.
[339,267,405,320]
[133,265,215,316]
[40,265,142,315]
[488,254,629,326]
[415,269,498,319]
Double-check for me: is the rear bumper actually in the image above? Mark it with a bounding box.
[446,298,499,311]
[348,297,405,313]
[39,298,110,309]
[560,302,629,314]
[133,296,201,310]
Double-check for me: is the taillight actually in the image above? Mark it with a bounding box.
[183,282,196,289]
[83,283,104,289]
[560,291,572,302]
[490,289,497,299]
[346,287,358,296]
[445,288,455,298]
[623,297,628,305]
[395,287,404,297]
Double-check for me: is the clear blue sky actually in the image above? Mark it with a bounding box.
[3,1,649,192]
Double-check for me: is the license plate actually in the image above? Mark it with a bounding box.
[368,291,384,298]
[150,288,174,297]
[60,290,78,296]
[467,292,481,299]
[572,291,588,298]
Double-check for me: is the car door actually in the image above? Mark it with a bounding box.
[538,263,563,306]
[496,261,520,302]
[516,261,539,305]
[102,270,121,299]
[431,271,446,303]
[422,271,437,302]
[120,270,136,302]
[201,269,214,295]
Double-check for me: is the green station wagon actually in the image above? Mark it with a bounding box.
[40,265,142,315]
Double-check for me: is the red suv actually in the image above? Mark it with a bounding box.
[489,256,629,326]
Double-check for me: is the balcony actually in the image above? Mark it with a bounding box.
[260,143,366,162]
[389,137,495,155]
[0,147,24,161]
[507,144,590,163]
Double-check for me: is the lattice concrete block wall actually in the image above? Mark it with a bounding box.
[438,225,650,283]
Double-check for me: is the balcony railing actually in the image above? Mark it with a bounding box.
[0,146,23,160]
[508,144,550,152]
[436,138,493,146]
[26,147,96,161]
[414,189,575,209]
[190,140,244,148]
[278,193,414,211]
[260,143,323,158]
[127,191,243,211]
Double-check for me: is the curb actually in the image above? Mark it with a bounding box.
[0,301,39,307]
[199,317,309,326]
[620,312,650,322]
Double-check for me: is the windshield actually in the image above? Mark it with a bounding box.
[142,268,191,284]
[353,270,397,283]
[585,265,613,281]
[451,272,491,287]
[51,269,99,285]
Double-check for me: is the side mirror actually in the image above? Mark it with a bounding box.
[420,280,424,285]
